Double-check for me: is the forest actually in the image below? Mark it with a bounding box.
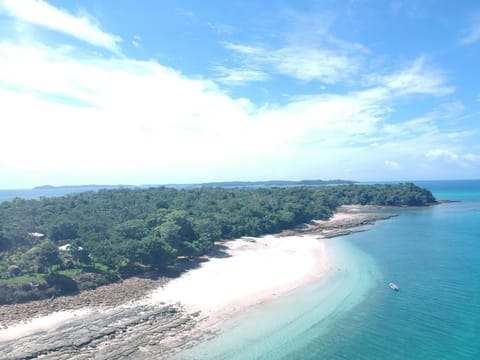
[0,183,436,304]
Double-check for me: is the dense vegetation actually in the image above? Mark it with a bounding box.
[0,183,435,304]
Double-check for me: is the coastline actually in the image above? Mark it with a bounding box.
[0,206,396,359]
[281,206,398,238]
[0,276,170,329]
[145,234,330,327]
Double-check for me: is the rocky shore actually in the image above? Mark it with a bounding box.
[0,303,204,360]
[281,205,398,238]
[0,276,170,329]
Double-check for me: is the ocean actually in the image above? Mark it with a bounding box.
[178,180,480,359]
[0,186,110,203]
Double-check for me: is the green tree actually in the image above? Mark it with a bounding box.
[69,243,91,265]
[25,239,62,273]
[135,235,177,267]
[50,222,79,242]
[113,219,148,240]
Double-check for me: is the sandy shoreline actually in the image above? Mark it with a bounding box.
[0,207,396,359]
[144,234,330,328]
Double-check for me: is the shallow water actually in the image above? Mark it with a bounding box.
[179,180,480,359]
[178,238,382,360]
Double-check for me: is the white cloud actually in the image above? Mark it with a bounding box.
[462,13,480,45]
[175,7,198,25]
[367,56,454,97]
[426,149,459,161]
[213,66,270,84]
[271,47,360,83]
[132,36,141,49]
[381,101,466,142]
[0,41,267,180]
[0,35,466,186]
[221,43,451,99]
[384,160,400,170]
[222,42,361,84]
[425,149,479,166]
[1,0,478,187]
[464,153,479,162]
[0,42,96,103]
[225,43,262,55]
[0,0,121,53]
[207,22,235,35]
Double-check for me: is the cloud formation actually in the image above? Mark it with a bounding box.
[384,160,400,170]
[0,33,458,185]
[0,0,122,53]
[213,65,270,85]
[221,41,362,84]
[0,1,478,186]
[425,149,479,165]
[425,149,459,161]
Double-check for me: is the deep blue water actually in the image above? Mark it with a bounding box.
[179,180,480,359]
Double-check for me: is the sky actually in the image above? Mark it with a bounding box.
[0,0,479,188]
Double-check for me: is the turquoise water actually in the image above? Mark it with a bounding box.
[179,180,480,359]
[180,239,382,360]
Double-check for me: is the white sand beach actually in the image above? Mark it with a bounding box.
[145,234,330,323]
[0,233,330,345]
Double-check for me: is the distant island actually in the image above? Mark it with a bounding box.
[33,179,356,191]
[0,182,436,305]
[168,179,357,188]
[33,184,133,190]
[33,185,56,190]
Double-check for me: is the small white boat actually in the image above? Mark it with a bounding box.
[389,282,399,291]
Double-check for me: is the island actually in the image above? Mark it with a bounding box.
[0,182,440,358]
[0,182,435,306]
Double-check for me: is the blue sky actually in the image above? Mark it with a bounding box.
[0,0,479,188]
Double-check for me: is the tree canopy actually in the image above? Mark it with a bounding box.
[0,183,436,288]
